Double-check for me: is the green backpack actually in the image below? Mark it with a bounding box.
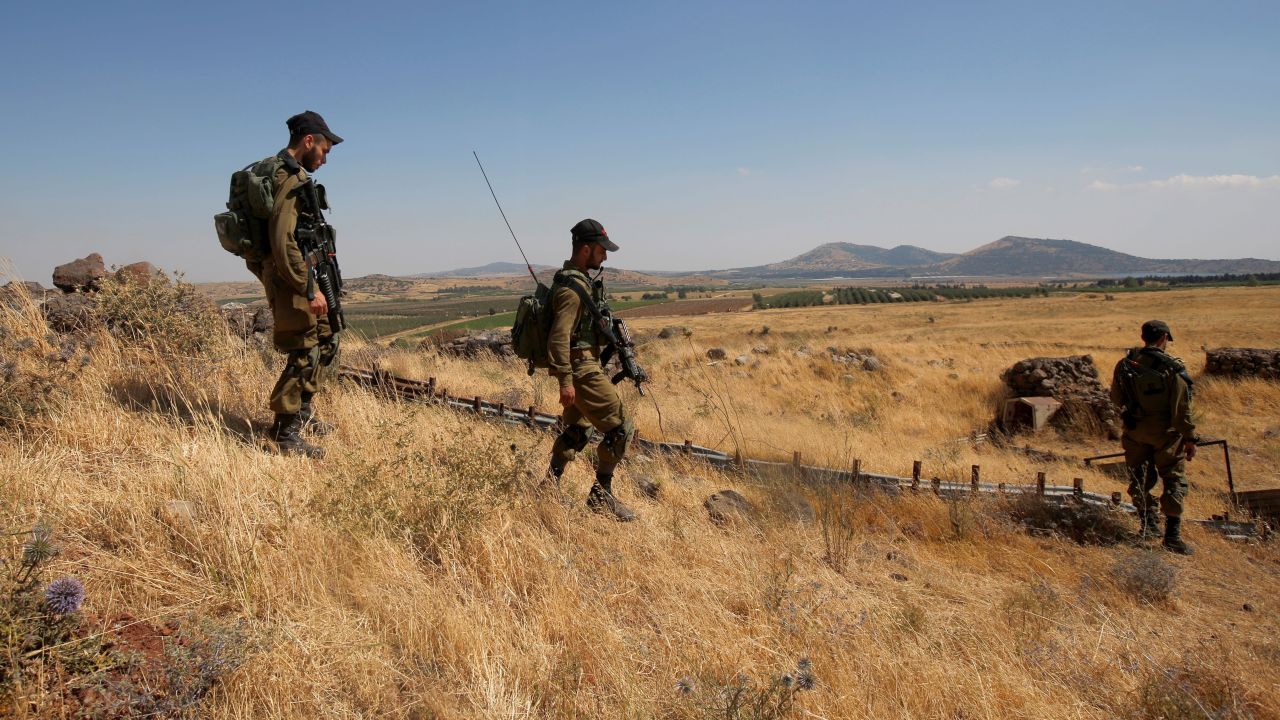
[213,155,285,262]
[511,281,554,372]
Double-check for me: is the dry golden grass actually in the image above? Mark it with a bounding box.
[2,284,1278,718]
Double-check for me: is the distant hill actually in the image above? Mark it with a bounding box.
[741,242,956,275]
[931,236,1280,277]
[701,236,1280,279]
[416,261,554,278]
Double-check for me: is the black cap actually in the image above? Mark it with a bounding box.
[570,218,619,251]
[286,110,343,145]
[1141,319,1173,342]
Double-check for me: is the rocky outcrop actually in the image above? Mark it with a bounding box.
[440,330,515,358]
[1001,355,1119,436]
[1204,348,1280,380]
[52,253,107,292]
[220,303,273,341]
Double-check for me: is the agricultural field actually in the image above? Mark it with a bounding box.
[3,281,1278,718]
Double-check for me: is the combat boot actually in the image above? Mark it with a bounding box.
[586,472,636,522]
[271,413,325,459]
[299,395,335,437]
[1162,516,1193,556]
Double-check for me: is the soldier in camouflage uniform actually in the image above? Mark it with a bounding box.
[247,111,343,458]
[545,219,637,521]
[1110,320,1200,554]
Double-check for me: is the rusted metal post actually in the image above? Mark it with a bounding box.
[527,406,536,423]
[931,477,941,495]
[427,377,436,395]
[496,402,506,419]
[912,460,921,491]
[1072,477,1084,499]
[997,482,1006,494]
[852,458,862,484]
[683,440,693,455]
[971,465,980,493]
[1036,472,1046,496]
[1110,491,1122,505]
[793,451,802,467]
[473,396,483,413]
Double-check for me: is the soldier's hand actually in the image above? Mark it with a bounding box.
[1183,441,1197,461]
[309,291,329,317]
[559,385,576,408]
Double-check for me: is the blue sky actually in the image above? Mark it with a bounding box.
[2,1,1277,282]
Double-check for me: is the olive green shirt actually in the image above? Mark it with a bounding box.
[547,263,604,389]
[268,162,310,297]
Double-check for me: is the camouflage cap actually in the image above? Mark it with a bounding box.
[1142,319,1173,342]
[570,218,619,251]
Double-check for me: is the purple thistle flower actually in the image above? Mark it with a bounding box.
[44,577,84,615]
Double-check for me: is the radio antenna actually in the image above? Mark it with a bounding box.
[473,151,540,285]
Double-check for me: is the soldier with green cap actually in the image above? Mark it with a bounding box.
[1110,319,1200,554]
[250,110,344,458]
[545,219,637,521]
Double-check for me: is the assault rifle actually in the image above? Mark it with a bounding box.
[602,316,650,395]
[295,179,345,333]
[563,282,651,396]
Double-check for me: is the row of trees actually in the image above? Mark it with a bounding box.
[753,285,1046,309]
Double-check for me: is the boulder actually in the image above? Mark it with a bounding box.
[704,489,755,525]
[862,356,883,372]
[1204,348,1280,380]
[52,253,107,292]
[42,293,96,333]
[706,347,727,361]
[0,281,52,307]
[221,303,273,339]
[734,355,750,366]
[658,325,690,339]
[115,262,163,286]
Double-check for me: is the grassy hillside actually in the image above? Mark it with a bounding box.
[2,280,1278,718]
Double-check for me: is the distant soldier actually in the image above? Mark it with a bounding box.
[252,111,344,458]
[1110,320,1199,554]
[545,219,637,521]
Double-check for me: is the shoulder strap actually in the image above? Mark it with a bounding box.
[561,279,618,345]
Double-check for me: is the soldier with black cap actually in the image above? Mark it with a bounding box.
[254,110,344,458]
[1110,319,1200,554]
[545,219,637,521]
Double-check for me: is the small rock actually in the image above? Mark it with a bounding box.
[841,374,856,383]
[704,489,754,525]
[751,345,770,354]
[706,347,727,361]
[1243,603,1254,612]
[658,326,690,339]
[734,355,750,366]
[633,475,661,499]
[890,573,909,582]
[52,253,108,292]
[862,356,883,372]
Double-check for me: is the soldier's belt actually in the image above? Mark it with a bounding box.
[570,347,600,362]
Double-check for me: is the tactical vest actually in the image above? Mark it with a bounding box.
[553,265,605,349]
[1118,347,1188,418]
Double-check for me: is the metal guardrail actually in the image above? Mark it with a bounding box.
[340,365,1266,537]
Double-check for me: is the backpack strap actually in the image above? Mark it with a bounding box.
[556,275,618,346]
